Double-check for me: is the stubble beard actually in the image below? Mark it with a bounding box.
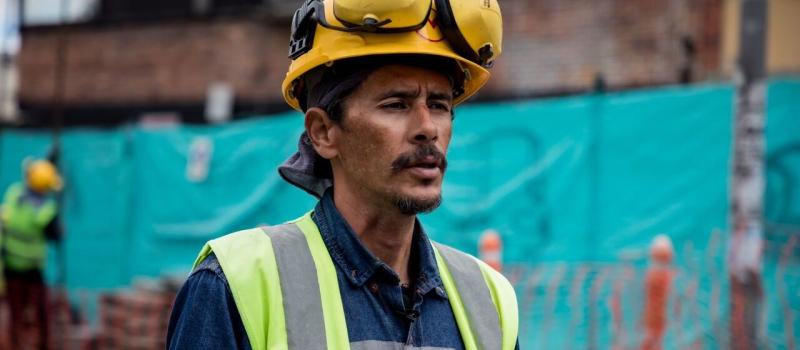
[392,193,442,215]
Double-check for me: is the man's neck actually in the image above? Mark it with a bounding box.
[24,186,46,198]
[332,189,416,285]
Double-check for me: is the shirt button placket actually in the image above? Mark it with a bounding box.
[405,309,421,346]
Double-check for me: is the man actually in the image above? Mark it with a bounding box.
[1,158,63,350]
[168,0,518,349]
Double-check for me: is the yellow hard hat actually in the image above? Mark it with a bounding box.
[283,0,503,111]
[25,159,63,194]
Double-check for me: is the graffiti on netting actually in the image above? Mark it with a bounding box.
[441,127,553,252]
[765,142,800,240]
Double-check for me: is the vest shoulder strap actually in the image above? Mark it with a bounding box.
[196,226,286,350]
[434,242,519,350]
[196,212,348,350]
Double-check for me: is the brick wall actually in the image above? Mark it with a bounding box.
[485,0,722,97]
[19,19,290,106]
[17,0,722,109]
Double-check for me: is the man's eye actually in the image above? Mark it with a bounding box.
[382,102,407,110]
[429,102,451,112]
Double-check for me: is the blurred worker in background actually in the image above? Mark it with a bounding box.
[168,0,519,349]
[1,158,63,350]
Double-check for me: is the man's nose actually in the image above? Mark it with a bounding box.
[411,104,438,143]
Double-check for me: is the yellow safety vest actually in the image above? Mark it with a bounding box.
[195,212,518,350]
[1,182,57,272]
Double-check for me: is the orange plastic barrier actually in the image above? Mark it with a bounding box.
[479,229,503,272]
[641,235,674,350]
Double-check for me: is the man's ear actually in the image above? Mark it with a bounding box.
[305,107,340,160]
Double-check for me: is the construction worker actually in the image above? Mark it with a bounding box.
[167,0,518,349]
[1,158,63,350]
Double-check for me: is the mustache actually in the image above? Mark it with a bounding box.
[391,145,448,173]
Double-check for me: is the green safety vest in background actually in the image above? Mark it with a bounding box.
[195,212,519,350]
[1,182,58,272]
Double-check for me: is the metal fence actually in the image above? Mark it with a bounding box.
[508,227,799,350]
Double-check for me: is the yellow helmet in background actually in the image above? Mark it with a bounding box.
[283,0,503,111]
[25,159,63,194]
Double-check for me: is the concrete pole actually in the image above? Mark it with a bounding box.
[728,0,767,349]
[0,0,21,123]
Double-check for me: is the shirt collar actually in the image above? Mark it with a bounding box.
[313,189,447,299]
[21,186,48,205]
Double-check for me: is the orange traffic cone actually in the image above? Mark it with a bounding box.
[641,234,675,350]
[479,229,503,272]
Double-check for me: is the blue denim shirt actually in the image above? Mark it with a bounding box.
[167,190,517,349]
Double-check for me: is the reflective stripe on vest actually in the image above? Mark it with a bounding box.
[434,243,501,350]
[349,340,457,349]
[268,222,327,348]
[196,212,518,350]
[3,228,47,259]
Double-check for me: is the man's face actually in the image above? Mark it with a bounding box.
[332,64,454,215]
